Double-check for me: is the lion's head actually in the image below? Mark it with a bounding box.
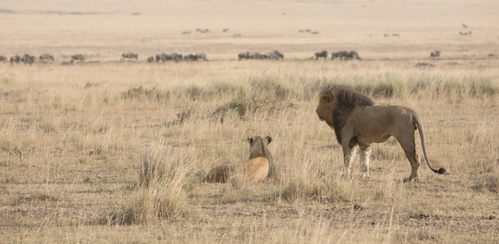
[316,84,374,143]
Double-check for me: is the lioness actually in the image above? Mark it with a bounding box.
[316,84,446,182]
[206,136,274,183]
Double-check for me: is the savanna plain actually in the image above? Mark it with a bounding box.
[0,0,498,243]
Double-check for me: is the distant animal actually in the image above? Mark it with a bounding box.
[121,52,138,61]
[222,28,229,33]
[462,23,467,28]
[311,31,320,35]
[429,50,440,59]
[206,136,274,183]
[238,52,249,60]
[196,28,210,33]
[331,51,348,60]
[156,53,167,62]
[267,50,284,60]
[183,54,198,61]
[459,31,472,36]
[71,54,85,63]
[314,50,328,60]
[196,53,208,61]
[170,53,183,62]
[147,56,154,63]
[248,52,260,59]
[344,51,361,60]
[10,55,21,64]
[0,55,7,62]
[256,53,269,60]
[315,84,446,182]
[392,33,400,37]
[39,53,54,62]
[21,54,35,65]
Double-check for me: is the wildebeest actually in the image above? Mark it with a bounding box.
[222,28,229,33]
[183,54,198,61]
[196,53,208,61]
[39,53,54,62]
[170,53,183,62]
[238,52,249,60]
[196,28,210,33]
[121,52,138,61]
[156,53,183,62]
[331,51,361,61]
[344,51,361,60]
[429,50,440,59]
[156,53,167,62]
[0,55,7,62]
[331,51,348,60]
[21,54,35,65]
[71,54,85,63]
[459,31,472,36]
[147,56,154,63]
[314,50,328,60]
[10,55,21,64]
[267,50,284,60]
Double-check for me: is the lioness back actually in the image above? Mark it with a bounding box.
[205,135,274,183]
[239,157,269,183]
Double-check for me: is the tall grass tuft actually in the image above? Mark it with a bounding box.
[106,143,193,225]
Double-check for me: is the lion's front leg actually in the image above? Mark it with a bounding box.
[359,145,371,178]
[342,144,357,178]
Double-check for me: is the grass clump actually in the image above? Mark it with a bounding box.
[106,143,193,225]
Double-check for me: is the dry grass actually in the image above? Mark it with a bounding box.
[1,0,499,243]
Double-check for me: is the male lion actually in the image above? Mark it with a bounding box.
[206,136,274,183]
[316,84,446,182]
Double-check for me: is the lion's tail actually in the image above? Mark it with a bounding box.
[413,114,447,175]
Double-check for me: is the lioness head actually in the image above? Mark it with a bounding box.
[247,136,272,159]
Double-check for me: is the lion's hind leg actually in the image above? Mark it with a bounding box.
[397,136,421,182]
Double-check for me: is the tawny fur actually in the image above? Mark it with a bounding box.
[316,84,446,182]
[206,136,274,183]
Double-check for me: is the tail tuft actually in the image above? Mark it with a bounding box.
[437,167,447,174]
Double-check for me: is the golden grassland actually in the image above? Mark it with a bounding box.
[1,0,498,243]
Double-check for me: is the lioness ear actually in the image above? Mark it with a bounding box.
[248,137,253,144]
[265,136,272,144]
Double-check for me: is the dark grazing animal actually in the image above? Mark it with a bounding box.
[314,50,328,60]
[196,53,208,61]
[238,52,249,60]
[121,52,138,61]
[10,55,21,64]
[344,51,361,60]
[331,51,348,60]
[39,53,54,62]
[71,54,85,63]
[267,50,284,60]
[21,54,35,65]
[0,55,7,62]
[429,50,440,59]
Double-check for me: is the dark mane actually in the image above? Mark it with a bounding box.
[320,85,374,144]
